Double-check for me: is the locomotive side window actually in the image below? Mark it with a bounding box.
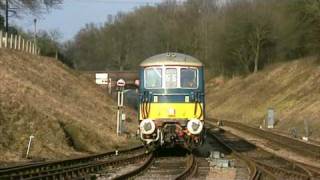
[165,68,178,88]
[181,68,197,88]
[145,68,162,88]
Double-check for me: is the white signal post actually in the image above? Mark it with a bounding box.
[26,135,34,159]
[108,78,112,94]
[116,79,126,136]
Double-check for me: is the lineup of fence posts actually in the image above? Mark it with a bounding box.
[0,30,40,55]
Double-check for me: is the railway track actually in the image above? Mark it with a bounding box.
[204,129,260,180]
[208,119,320,160]
[0,145,146,180]
[5,118,316,179]
[113,130,251,180]
[132,148,197,180]
[206,125,319,180]
[0,147,200,180]
[209,119,320,178]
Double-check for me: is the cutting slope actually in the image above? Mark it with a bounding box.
[206,57,320,139]
[0,49,137,162]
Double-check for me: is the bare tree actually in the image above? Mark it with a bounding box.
[62,0,318,75]
[0,0,62,15]
[249,24,271,73]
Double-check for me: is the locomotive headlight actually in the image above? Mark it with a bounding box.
[140,119,156,135]
[187,119,203,135]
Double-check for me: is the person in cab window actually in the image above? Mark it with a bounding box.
[188,77,196,88]
[183,76,196,88]
[181,69,197,88]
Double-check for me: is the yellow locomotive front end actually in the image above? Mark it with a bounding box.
[137,53,205,149]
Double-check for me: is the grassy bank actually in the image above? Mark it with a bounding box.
[206,57,320,140]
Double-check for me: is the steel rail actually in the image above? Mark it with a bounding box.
[207,125,312,180]
[175,153,198,180]
[22,152,151,180]
[255,161,309,180]
[209,131,266,180]
[297,163,320,179]
[0,145,143,179]
[208,118,320,159]
[113,152,154,180]
[208,119,320,179]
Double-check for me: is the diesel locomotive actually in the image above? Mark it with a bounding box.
[137,53,205,149]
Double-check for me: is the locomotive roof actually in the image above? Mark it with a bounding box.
[140,53,203,67]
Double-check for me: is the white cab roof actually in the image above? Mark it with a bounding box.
[140,53,203,67]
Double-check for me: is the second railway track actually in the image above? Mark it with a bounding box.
[209,119,320,160]
[206,124,320,180]
[0,145,147,180]
[0,146,199,180]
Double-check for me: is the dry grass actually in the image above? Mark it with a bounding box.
[206,57,320,140]
[0,49,138,162]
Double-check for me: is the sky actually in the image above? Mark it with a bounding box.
[12,0,165,42]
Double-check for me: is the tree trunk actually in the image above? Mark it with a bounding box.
[254,40,260,73]
[118,56,122,71]
[244,63,250,74]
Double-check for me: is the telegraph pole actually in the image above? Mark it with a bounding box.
[5,0,9,32]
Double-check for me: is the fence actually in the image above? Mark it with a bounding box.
[0,30,40,55]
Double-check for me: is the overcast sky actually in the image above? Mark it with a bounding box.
[12,0,165,42]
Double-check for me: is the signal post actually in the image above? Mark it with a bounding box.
[116,79,126,136]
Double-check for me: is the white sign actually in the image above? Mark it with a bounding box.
[95,73,109,85]
[95,73,108,79]
[117,79,126,87]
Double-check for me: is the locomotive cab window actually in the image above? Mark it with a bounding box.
[181,68,197,88]
[145,68,162,88]
[145,67,198,89]
[165,68,178,88]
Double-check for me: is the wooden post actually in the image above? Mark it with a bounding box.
[4,32,8,48]
[18,35,21,50]
[14,35,17,49]
[32,43,35,54]
[31,43,34,54]
[25,41,27,52]
[22,38,25,51]
[10,34,13,49]
[0,31,2,48]
[29,42,31,53]
[30,42,33,54]
[108,78,112,94]
[29,42,32,53]
[26,41,29,53]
